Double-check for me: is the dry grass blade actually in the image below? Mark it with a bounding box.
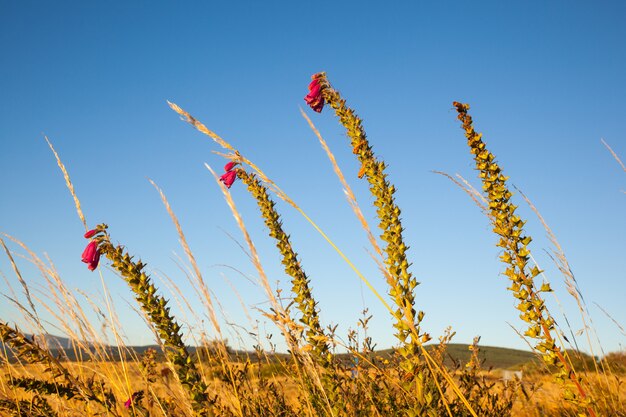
[300,107,383,261]
[148,179,223,338]
[433,170,489,213]
[167,101,235,152]
[593,302,626,337]
[44,136,87,231]
[601,138,626,172]
[0,239,41,328]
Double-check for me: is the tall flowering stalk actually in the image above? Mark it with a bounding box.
[452,102,596,416]
[234,167,350,415]
[82,225,214,417]
[305,73,448,416]
[309,73,426,359]
[235,168,331,364]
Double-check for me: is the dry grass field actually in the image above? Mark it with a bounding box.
[2,359,624,416]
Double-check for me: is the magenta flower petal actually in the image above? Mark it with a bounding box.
[304,77,325,113]
[81,241,100,271]
[84,229,98,239]
[219,170,237,188]
[87,249,100,271]
[81,241,97,263]
[224,161,238,172]
[124,392,140,408]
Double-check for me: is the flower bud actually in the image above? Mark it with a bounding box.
[224,161,238,172]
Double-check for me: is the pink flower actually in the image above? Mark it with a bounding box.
[123,392,139,408]
[84,229,98,239]
[224,161,238,172]
[81,240,101,271]
[220,169,237,188]
[304,77,325,113]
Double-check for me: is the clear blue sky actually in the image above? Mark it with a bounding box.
[1,1,624,354]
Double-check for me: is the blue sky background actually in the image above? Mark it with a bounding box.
[1,1,624,354]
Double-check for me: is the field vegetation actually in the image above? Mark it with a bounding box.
[1,73,624,416]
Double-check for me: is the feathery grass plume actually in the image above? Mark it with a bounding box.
[432,171,489,214]
[300,108,384,262]
[601,138,626,172]
[148,179,249,416]
[86,225,215,417]
[601,139,626,194]
[0,239,41,329]
[44,137,87,232]
[452,101,596,417]
[516,188,624,411]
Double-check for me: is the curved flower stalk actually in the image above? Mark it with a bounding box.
[303,73,459,417]
[309,73,426,359]
[452,101,596,417]
[206,164,334,416]
[236,168,331,365]
[235,168,349,414]
[82,224,214,417]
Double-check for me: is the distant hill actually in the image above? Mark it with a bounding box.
[437,343,536,369]
[335,343,536,370]
[2,334,535,369]
[1,333,163,362]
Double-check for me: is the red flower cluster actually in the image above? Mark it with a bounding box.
[81,229,101,271]
[220,161,239,188]
[304,74,325,113]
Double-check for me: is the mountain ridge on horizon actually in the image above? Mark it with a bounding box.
[1,332,545,369]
